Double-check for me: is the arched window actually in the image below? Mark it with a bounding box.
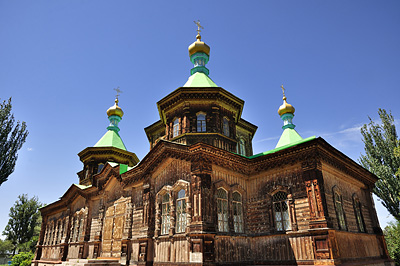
[197,113,206,132]
[223,117,229,137]
[97,163,104,173]
[353,196,365,232]
[333,190,347,230]
[233,192,243,233]
[273,191,291,231]
[238,139,246,156]
[161,193,171,235]
[217,188,229,232]
[176,189,187,233]
[173,118,180,137]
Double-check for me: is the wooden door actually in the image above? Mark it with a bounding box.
[102,201,126,258]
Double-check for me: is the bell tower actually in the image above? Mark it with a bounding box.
[145,22,257,156]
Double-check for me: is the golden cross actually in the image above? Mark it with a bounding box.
[194,20,204,35]
[281,84,286,98]
[114,87,123,100]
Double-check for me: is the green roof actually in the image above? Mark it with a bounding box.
[248,136,316,159]
[94,130,127,150]
[183,72,218,87]
[276,128,303,148]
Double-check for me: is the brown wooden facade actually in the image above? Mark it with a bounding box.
[33,85,393,266]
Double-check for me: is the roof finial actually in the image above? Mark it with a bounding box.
[281,84,286,100]
[113,87,123,103]
[194,20,203,41]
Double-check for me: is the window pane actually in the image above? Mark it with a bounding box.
[223,118,229,136]
[197,114,206,132]
[273,192,291,231]
[173,119,179,137]
[161,194,170,235]
[217,188,229,232]
[178,189,185,199]
[334,192,347,230]
[233,192,241,201]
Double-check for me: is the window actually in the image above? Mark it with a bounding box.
[223,117,229,137]
[217,188,229,232]
[97,163,104,173]
[176,189,187,233]
[161,193,170,235]
[173,118,180,137]
[273,191,291,231]
[233,192,243,233]
[334,190,347,230]
[197,113,206,132]
[353,197,365,233]
[238,139,246,156]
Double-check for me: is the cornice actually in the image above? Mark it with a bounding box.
[144,120,165,141]
[157,87,244,124]
[237,118,258,137]
[78,146,140,166]
[42,137,377,217]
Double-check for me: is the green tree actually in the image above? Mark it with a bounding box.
[395,144,400,176]
[359,109,400,221]
[384,221,400,265]
[0,97,29,186]
[2,194,42,255]
[0,239,14,256]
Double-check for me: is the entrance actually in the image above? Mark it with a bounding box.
[102,200,126,258]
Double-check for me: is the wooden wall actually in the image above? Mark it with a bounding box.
[214,234,314,263]
[322,165,374,233]
[335,231,383,259]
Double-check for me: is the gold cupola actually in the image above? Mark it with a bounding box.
[188,21,210,57]
[107,98,124,118]
[278,85,295,116]
[188,33,210,57]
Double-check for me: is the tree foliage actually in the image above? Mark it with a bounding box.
[0,239,14,255]
[359,109,400,221]
[384,221,400,265]
[2,194,42,255]
[11,251,34,266]
[0,97,28,186]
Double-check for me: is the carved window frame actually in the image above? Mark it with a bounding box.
[196,112,206,133]
[217,188,229,232]
[171,180,190,234]
[272,191,292,231]
[155,180,190,237]
[175,189,187,233]
[161,193,171,235]
[232,191,244,233]
[352,194,365,233]
[332,186,347,231]
[237,138,246,156]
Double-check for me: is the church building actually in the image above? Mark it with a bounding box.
[32,26,394,266]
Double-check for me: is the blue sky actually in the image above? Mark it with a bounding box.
[0,1,399,234]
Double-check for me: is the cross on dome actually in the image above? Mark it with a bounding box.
[114,87,123,101]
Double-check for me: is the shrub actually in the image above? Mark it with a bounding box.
[11,252,34,266]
